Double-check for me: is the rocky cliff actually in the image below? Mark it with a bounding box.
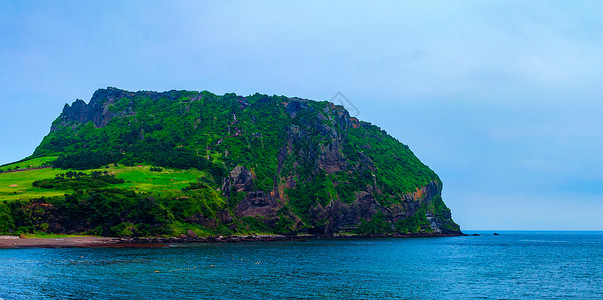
[32,87,461,236]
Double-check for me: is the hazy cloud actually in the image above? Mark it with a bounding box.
[1,0,601,229]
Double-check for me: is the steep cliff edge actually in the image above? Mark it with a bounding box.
[22,87,461,236]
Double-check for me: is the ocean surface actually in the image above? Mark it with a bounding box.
[0,231,601,299]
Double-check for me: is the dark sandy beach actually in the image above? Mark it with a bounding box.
[0,236,122,248]
[0,233,465,249]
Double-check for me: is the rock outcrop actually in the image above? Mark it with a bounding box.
[35,87,462,236]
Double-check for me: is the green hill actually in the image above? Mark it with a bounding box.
[0,87,460,237]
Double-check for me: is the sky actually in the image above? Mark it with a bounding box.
[1,0,602,230]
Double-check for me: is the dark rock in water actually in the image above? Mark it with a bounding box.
[471,233,481,236]
[493,233,500,235]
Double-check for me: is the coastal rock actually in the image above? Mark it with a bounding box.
[28,87,462,237]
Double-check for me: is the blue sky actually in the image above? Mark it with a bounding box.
[1,1,602,230]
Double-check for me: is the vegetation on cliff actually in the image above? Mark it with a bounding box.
[0,87,460,237]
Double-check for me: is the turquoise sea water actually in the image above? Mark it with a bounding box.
[0,231,601,299]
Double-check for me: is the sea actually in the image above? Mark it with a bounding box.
[0,231,601,299]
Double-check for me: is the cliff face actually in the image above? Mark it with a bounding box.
[51,87,134,131]
[35,87,461,236]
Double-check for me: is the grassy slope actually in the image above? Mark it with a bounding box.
[0,156,205,202]
[0,156,63,201]
[0,156,57,171]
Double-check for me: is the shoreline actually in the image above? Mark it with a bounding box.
[0,236,121,248]
[0,233,465,249]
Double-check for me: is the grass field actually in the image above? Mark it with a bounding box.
[0,157,206,201]
[95,164,206,193]
[0,167,67,201]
